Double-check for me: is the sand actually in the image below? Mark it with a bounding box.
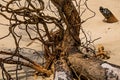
[82,0,120,65]
[0,0,120,79]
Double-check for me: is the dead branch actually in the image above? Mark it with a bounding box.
[0,51,52,77]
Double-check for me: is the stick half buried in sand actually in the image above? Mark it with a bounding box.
[99,6,118,23]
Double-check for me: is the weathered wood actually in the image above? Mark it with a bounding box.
[68,53,120,80]
[101,62,120,80]
[0,51,52,77]
[54,57,73,80]
[51,0,81,56]
[99,6,118,23]
[51,1,82,79]
[1,0,120,80]
[51,0,120,80]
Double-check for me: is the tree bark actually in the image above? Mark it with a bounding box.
[51,0,81,79]
[68,53,120,80]
[51,0,81,56]
[51,1,120,80]
[1,0,120,80]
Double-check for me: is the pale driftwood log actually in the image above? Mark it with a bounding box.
[68,53,120,80]
[54,58,73,80]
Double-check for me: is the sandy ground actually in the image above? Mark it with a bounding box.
[0,0,120,79]
[82,0,120,65]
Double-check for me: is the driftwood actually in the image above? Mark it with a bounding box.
[0,0,120,80]
[95,44,110,59]
[68,53,120,80]
[54,58,73,80]
[53,52,120,80]
[0,51,52,77]
[99,6,118,23]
